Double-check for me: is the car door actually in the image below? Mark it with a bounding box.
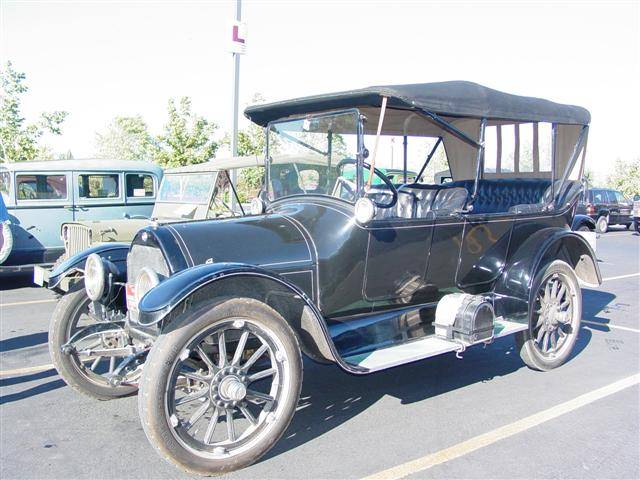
[613,191,631,224]
[363,210,436,304]
[73,171,124,222]
[605,190,620,224]
[12,171,73,264]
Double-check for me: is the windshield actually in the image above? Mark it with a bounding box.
[266,111,359,202]
[158,172,217,204]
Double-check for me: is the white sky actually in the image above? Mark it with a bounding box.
[1,0,639,181]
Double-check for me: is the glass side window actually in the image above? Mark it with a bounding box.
[591,190,606,203]
[519,123,534,172]
[613,191,626,203]
[16,174,67,200]
[126,173,155,198]
[538,122,553,172]
[483,126,498,173]
[500,124,516,172]
[78,174,120,199]
[0,171,10,202]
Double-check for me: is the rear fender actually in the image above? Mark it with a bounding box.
[571,214,596,231]
[137,263,365,373]
[47,242,130,293]
[493,228,601,323]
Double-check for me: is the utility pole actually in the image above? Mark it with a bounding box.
[230,0,242,213]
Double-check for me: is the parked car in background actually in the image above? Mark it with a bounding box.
[632,195,640,233]
[34,156,263,290]
[45,81,599,475]
[577,187,633,233]
[0,159,162,273]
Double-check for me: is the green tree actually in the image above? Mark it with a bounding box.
[154,97,219,168]
[95,116,155,161]
[606,157,640,198]
[0,61,68,162]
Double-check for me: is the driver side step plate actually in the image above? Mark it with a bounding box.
[345,318,527,372]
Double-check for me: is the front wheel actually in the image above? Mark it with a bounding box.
[596,215,608,233]
[516,260,582,371]
[48,287,138,400]
[138,298,302,475]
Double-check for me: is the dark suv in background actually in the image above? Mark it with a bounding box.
[577,188,633,233]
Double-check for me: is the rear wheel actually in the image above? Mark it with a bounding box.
[577,225,590,232]
[49,287,137,400]
[596,215,608,233]
[138,298,302,475]
[516,260,582,371]
[624,223,631,230]
[635,221,640,233]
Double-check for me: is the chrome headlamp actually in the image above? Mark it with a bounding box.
[250,197,266,215]
[135,267,160,305]
[85,253,106,301]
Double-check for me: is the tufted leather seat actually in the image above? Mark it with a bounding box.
[444,178,551,214]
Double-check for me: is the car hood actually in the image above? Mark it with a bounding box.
[150,214,314,271]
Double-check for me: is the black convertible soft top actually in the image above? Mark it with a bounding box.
[245,81,590,126]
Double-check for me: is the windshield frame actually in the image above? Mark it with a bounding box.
[156,171,219,205]
[264,108,364,205]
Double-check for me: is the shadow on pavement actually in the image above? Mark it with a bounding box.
[263,327,595,463]
[0,378,65,405]
[0,331,48,353]
[0,368,57,388]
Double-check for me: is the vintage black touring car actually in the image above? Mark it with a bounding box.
[46,81,600,475]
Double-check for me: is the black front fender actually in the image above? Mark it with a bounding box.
[136,262,367,374]
[47,242,130,293]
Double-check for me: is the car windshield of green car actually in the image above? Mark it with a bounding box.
[266,111,360,202]
[157,173,217,205]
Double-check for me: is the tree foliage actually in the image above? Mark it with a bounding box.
[0,61,68,162]
[607,157,640,198]
[154,97,219,168]
[95,115,155,162]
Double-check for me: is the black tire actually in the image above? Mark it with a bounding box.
[635,221,640,233]
[577,225,590,232]
[624,223,631,230]
[48,286,137,400]
[595,215,608,234]
[138,297,303,476]
[516,260,582,371]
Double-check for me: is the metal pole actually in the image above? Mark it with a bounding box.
[230,0,241,213]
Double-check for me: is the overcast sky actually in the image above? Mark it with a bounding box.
[1,0,638,180]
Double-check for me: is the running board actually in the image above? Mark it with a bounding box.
[344,318,527,372]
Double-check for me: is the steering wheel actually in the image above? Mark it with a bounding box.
[336,158,398,209]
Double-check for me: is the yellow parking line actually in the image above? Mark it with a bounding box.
[602,272,640,282]
[362,374,640,480]
[0,298,57,308]
[0,363,55,378]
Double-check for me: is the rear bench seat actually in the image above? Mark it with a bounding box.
[368,178,568,220]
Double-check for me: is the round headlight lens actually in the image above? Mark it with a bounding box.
[85,253,106,301]
[250,197,266,215]
[135,268,160,304]
[354,197,376,224]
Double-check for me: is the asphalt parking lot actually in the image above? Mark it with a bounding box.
[1,229,638,480]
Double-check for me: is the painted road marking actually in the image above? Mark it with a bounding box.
[0,298,57,308]
[0,363,55,378]
[582,320,640,333]
[602,272,640,282]
[363,373,640,480]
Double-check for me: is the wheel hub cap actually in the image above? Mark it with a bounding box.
[219,376,247,402]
